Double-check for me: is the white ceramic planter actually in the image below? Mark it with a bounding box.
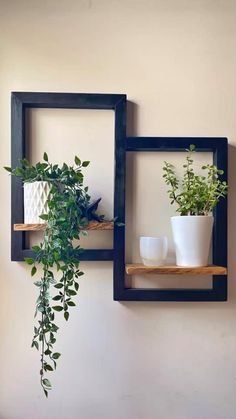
[140,236,168,266]
[24,181,50,224]
[171,215,214,267]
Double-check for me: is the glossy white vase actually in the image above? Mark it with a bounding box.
[24,181,50,223]
[171,215,214,267]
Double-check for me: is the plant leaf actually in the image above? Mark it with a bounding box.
[42,378,52,388]
[31,266,37,276]
[39,214,48,221]
[75,156,81,166]
[52,295,62,301]
[54,283,63,289]
[25,257,34,265]
[74,282,79,291]
[45,364,53,371]
[68,290,77,296]
[32,245,41,252]
[52,306,63,312]
[4,166,12,173]
[52,352,61,360]
[64,311,69,321]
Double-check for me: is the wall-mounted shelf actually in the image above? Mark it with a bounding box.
[10,92,228,301]
[114,136,228,301]
[11,92,126,263]
[14,222,114,231]
[126,264,227,276]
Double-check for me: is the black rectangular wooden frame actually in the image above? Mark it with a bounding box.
[114,137,228,302]
[11,92,127,262]
[11,92,228,302]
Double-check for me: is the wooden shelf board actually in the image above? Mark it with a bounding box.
[126,263,227,276]
[14,221,114,231]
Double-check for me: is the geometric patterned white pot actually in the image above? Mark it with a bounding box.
[24,181,50,223]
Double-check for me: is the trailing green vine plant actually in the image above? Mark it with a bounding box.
[163,144,228,215]
[5,153,92,396]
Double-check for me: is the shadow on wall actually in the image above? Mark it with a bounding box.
[127,101,139,137]
[228,144,236,301]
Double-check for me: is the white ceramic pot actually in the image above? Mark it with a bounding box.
[24,181,50,223]
[171,215,214,267]
[140,236,168,266]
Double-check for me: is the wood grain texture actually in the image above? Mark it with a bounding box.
[125,264,227,275]
[14,222,114,231]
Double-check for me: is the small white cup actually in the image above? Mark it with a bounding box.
[140,236,168,266]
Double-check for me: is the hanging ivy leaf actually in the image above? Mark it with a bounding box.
[52,306,63,312]
[31,266,37,276]
[64,312,69,321]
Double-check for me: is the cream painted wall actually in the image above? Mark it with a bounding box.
[1,1,236,418]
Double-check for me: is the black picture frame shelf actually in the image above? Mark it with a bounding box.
[11,92,228,302]
[11,92,126,262]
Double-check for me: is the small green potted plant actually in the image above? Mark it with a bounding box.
[163,145,228,267]
[5,153,93,396]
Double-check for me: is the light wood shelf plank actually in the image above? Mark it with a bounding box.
[126,263,227,276]
[14,222,114,231]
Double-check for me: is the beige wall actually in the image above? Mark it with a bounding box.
[1,1,236,418]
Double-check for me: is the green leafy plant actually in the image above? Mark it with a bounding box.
[163,144,228,215]
[5,153,92,396]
